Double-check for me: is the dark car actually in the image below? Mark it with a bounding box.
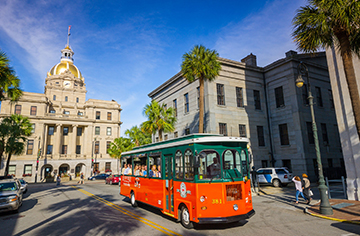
[105,174,120,185]
[88,173,109,181]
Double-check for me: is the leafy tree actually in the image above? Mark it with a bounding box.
[181,45,221,133]
[142,100,176,142]
[125,125,151,147]
[0,50,23,101]
[107,137,134,160]
[1,115,32,176]
[292,0,360,138]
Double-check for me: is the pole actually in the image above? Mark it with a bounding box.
[35,137,41,183]
[298,62,333,215]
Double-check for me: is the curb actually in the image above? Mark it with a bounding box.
[304,207,360,225]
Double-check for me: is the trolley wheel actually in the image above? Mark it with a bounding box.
[180,206,193,229]
[272,179,281,187]
[130,192,138,207]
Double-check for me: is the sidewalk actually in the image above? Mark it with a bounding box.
[305,199,360,225]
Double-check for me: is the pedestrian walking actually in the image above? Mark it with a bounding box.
[78,172,85,184]
[292,176,307,204]
[56,174,61,186]
[302,173,311,204]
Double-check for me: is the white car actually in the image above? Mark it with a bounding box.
[256,167,292,187]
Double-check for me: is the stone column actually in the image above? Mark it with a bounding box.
[71,125,78,158]
[83,126,88,157]
[43,124,49,155]
[54,124,62,158]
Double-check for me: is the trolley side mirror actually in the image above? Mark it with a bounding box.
[194,152,206,168]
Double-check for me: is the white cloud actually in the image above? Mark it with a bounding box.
[215,0,307,66]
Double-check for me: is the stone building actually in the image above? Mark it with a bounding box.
[0,44,122,182]
[148,50,343,181]
[325,46,360,200]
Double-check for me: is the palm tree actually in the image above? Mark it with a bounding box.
[2,114,32,176]
[107,137,134,160]
[0,50,23,101]
[142,100,176,142]
[181,45,221,133]
[125,125,151,147]
[292,0,360,139]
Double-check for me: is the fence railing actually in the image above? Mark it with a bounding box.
[325,176,347,199]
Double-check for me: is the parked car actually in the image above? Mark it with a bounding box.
[18,179,28,194]
[88,173,109,181]
[0,179,23,213]
[256,167,292,187]
[105,174,120,185]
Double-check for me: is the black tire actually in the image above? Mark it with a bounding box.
[180,206,193,229]
[130,192,138,207]
[272,179,281,187]
[282,183,288,187]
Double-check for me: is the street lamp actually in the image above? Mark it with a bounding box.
[296,62,333,215]
[35,137,41,183]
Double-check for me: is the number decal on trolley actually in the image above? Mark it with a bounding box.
[212,199,222,204]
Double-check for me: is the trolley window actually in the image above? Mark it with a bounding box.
[175,150,183,179]
[184,149,194,180]
[198,150,221,180]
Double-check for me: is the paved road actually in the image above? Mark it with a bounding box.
[1,181,359,236]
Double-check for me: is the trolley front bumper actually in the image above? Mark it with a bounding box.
[197,209,255,224]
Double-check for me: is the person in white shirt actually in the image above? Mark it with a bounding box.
[292,176,307,204]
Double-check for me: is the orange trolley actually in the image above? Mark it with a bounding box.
[120,134,255,228]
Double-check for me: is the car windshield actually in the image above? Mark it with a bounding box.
[19,180,26,184]
[222,149,243,179]
[0,182,18,192]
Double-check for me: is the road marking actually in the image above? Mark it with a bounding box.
[72,186,182,236]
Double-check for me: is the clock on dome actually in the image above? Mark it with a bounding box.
[63,81,71,88]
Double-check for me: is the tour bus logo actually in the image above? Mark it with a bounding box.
[177,182,191,198]
[134,177,140,188]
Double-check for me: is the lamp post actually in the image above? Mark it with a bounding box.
[35,137,41,183]
[296,62,333,215]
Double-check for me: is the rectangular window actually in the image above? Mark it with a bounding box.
[95,141,99,154]
[302,84,309,105]
[184,93,189,113]
[173,99,177,117]
[185,128,190,135]
[24,165,32,175]
[236,87,244,108]
[328,89,334,109]
[15,105,21,114]
[279,124,289,145]
[77,111,83,116]
[164,134,168,140]
[47,145,53,154]
[53,95,56,101]
[27,140,34,155]
[106,141,111,154]
[239,124,246,137]
[50,109,56,114]
[64,110,70,115]
[31,123,35,133]
[107,127,112,136]
[261,160,268,168]
[197,87,200,109]
[321,123,329,145]
[282,159,292,172]
[48,126,54,135]
[65,96,68,102]
[219,123,228,136]
[76,97,79,103]
[275,86,285,108]
[217,83,225,105]
[107,112,112,121]
[174,131,178,138]
[306,122,315,144]
[77,127,82,136]
[175,150,184,179]
[257,126,265,146]
[62,145,67,154]
[316,86,323,107]
[96,111,100,120]
[95,126,100,135]
[184,150,194,180]
[76,145,81,154]
[8,165,16,176]
[30,106,37,116]
[105,162,111,171]
[63,127,69,136]
[254,90,261,110]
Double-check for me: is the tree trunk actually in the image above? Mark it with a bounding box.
[4,153,12,176]
[198,78,205,133]
[158,129,163,141]
[336,32,360,140]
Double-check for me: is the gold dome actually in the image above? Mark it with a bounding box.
[49,60,83,79]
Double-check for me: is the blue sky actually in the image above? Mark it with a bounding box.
[0,0,306,136]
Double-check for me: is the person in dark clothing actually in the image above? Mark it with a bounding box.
[302,173,311,204]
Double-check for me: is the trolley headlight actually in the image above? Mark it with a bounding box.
[233,204,238,211]
[200,196,206,202]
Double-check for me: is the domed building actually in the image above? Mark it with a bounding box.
[0,41,122,182]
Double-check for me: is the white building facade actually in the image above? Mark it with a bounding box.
[0,44,122,182]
